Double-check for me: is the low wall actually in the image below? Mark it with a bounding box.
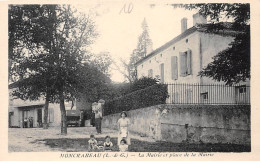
[102,106,159,138]
[160,105,250,145]
[102,104,250,145]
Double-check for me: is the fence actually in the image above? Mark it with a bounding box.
[166,83,250,105]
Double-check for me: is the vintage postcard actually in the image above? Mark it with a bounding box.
[0,0,260,161]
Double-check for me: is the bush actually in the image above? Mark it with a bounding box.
[104,84,168,116]
[129,77,159,92]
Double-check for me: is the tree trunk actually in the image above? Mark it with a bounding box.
[59,90,67,135]
[43,93,50,129]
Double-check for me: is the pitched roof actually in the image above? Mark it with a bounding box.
[135,22,239,66]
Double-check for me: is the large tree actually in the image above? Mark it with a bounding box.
[172,3,250,85]
[9,5,61,129]
[114,18,153,83]
[9,5,111,134]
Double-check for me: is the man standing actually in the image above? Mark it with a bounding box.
[90,110,95,127]
[94,109,102,134]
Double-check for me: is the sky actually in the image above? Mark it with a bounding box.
[75,3,198,82]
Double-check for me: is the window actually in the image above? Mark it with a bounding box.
[186,89,193,103]
[141,64,143,68]
[160,63,164,83]
[237,85,246,93]
[235,85,248,104]
[179,49,192,77]
[172,92,179,103]
[186,39,189,43]
[201,92,208,100]
[173,47,175,50]
[148,69,153,78]
[171,56,178,80]
[160,54,162,57]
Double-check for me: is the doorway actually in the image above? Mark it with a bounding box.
[37,109,42,127]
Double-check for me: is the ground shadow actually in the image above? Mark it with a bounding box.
[34,137,251,152]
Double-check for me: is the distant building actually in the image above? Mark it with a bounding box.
[8,82,75,128]
[135,13,250,104]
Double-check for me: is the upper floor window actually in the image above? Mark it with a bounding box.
[148,69,153,78]
[160,63,164,83]
[179,49,192,77]
[171,56,178,80]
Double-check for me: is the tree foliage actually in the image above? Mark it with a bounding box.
[130,77,159,92]
[9,5,111,134]
[104,83,168,116]
[115,18,153,83]
[172,3,250,85]
[105,77,159,100]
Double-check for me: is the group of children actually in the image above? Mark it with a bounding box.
[88,134,128,152]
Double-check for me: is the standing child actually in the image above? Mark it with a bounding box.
[117,111,131,146]
[103,135,113,152]
[88,134,98,151]
[119,139,128,152]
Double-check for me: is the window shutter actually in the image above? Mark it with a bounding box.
[179,52,187,77]
[160,63,164,83]
[148,69,153,78]
[187,49,192,75]
[171,56,178,80]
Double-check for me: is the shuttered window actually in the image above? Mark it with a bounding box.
[180,50,192,77]
[148,69,153,78]
[171,56,178,80]
[187,50,192,75]
[160,63,164,83]
[180,52,187,77]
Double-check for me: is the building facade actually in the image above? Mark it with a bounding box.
[135,14,250,104]
[8,85,79,128]
[8,92,61,128]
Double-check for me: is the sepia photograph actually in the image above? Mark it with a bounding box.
[1,0,259,161]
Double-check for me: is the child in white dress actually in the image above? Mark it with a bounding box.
[119,139,128,152]
[117,111,131,145]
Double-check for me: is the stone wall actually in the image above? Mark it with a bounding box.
[102,106,160,139]
[102,104,250,145]
[160,105,250,145]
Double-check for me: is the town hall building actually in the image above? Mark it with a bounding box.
[135,13,250,104]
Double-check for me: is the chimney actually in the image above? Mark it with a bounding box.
[193,13,207,26]
[181,17,187,33]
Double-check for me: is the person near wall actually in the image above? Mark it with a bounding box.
[23,117,28,128]
[94,110,102,134]
[90,110,95,127]
[29,117,33,128]
[117,111,131,146]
